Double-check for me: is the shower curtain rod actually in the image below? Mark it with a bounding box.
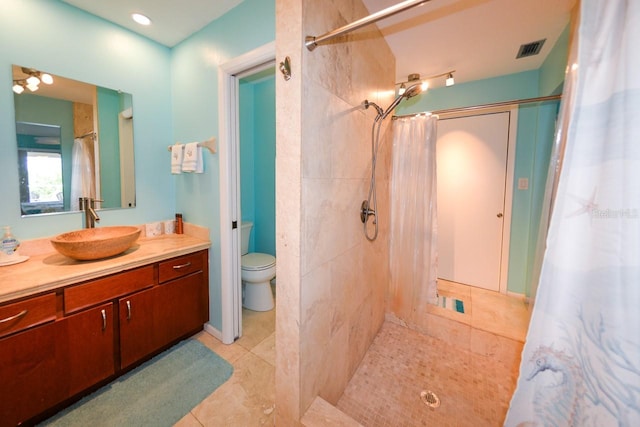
[75,131,96,139]
[305,0,430,51]
[392,94,562,119]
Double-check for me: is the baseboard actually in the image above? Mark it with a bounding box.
[506,290,526,300]
[203,323,223,341]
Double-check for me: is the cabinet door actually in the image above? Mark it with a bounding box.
[0,321,64,427]
[0,303,115,425]
[155,271,208,345]
[60,302,115,397]
[119,287,157,369]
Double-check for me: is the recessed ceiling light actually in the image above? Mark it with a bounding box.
[131,13,151,26]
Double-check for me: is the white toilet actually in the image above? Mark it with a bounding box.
[241,222,276,311]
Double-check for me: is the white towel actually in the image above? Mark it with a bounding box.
[171,144,183,174]
[182,142,203,173]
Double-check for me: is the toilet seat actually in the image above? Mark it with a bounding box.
[241,253,276,271]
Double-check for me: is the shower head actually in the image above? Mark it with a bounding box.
[379,82,424,120]
[402,81,424,99]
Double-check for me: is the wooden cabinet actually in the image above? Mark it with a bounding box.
[0,311,63,427]
[61,302,116,397]
[119,286,157,369]
[0,249,208,427]
[119,251,209,369]
[0,298,115,426]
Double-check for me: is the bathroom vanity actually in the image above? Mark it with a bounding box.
[0,232,209,426]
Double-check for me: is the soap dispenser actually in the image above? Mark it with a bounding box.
[1,226,20,256]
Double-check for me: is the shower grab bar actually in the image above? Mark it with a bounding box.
[305,0,430,51]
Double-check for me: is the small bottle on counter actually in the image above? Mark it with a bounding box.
[1,226,20,256]
[175,213,184,234]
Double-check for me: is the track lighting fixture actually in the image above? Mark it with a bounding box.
[446,73,455,87]
[12,67,54,94]
[396,70,455,94]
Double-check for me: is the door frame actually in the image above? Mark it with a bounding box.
[437,105,518,294]
[218,42,276,344]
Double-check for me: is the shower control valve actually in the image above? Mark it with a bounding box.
[360,200,376,223]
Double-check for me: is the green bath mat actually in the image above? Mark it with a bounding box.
[436,295,465,314]
[40,339,233,427]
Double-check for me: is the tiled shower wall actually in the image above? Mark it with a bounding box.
[275,0,396,424]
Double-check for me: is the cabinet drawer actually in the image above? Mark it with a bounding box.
[158,251,204,283]
[0,293,56,339]
[64,265,155,314]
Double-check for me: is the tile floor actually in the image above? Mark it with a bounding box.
[335,280,530,427]
[177,280,529,426]
[176,307,276,426]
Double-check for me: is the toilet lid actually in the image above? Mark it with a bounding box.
[242,253,276,271]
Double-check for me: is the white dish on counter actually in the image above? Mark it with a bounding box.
[0,255,30,267]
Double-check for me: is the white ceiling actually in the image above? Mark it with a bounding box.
[60,0,245,47]
[362,0,576,86]
[61,0,576,87]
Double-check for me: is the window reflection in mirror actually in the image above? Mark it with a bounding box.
[17,122,64,215]
[12,65,135,217]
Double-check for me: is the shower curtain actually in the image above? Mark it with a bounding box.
[70,137,95,211]
[388,114,439,325]
[506,1,640,426]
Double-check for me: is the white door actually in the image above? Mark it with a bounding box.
[436,112,511,291]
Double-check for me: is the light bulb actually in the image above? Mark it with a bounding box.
[446,73,455,87]
[421,81,429,91]
[26,75,40,86]
[41,73,53,84]
[26,82,39,92]
[12,83,24,94]
[132,13,151,26]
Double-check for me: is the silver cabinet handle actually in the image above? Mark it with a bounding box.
[172,262,192,270]
[101,309,107,331]
[0,309,28,324]
[126,300,131,320]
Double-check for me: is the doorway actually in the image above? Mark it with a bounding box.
[218,42,276,344]
[436,108,517,293]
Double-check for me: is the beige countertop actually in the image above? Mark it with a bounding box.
[0,226,210,304]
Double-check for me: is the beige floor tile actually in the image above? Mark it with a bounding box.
[195,330,249,365]
[190,351,275,426]
[336,282,530,427]
[236,307,276,350]
[251,332,276,367]
[302,396,363,426]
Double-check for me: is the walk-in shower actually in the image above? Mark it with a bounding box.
[360,81,425,241]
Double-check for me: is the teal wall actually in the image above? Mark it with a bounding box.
[1,0,276,331]
[96,86,121,208]
[396,29,567,296]
[240,74,276,256]
[1,0,174,238]
[240,81,256,252]
[253,77,276,256]
[539,25,570,96]
[170,0,275,329]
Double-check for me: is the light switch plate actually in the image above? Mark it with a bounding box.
[145,222,163,237]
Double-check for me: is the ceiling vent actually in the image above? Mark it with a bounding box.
[516,39,546,59]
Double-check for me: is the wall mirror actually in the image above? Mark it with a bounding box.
[12,65,135,216]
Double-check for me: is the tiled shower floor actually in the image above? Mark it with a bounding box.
[336,281,529,426]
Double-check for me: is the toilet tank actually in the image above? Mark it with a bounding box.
[241,221,253,255]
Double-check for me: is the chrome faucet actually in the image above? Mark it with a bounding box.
[79,197,102,228]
